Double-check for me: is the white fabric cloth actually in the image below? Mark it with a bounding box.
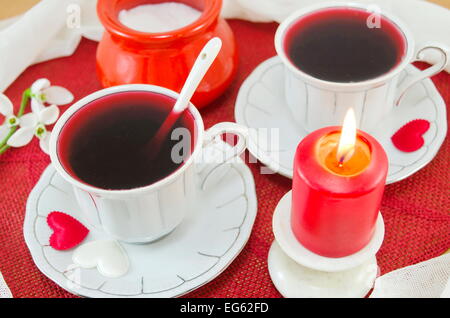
[0,0,75,92]
[0,271,12,298]
[0,0,449,92]
[0,0,100,92]
[371,253,450,298]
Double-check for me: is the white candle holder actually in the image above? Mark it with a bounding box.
[268,191,385,298]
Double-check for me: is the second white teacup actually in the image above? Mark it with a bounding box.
[275,2,448,133]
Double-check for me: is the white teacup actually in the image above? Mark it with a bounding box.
[49,84,248,243]
[275,2,448,133]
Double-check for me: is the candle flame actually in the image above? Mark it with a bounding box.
[337,108,357,164]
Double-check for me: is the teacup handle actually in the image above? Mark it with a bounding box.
[197,122,248,190]
[395,44,448,106]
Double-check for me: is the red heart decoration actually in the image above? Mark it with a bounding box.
[391,119,430,152]
[47,212,89,250]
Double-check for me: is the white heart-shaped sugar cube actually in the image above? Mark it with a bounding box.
[72,240,129,278]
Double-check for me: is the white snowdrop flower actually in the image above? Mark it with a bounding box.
[30,78,74,114]
[7,104,60,154]
[0,93,19,141]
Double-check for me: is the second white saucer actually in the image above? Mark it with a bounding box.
[235,56,447,184]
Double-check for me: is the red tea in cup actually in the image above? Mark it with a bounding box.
[57,91,196,190]
[284,7,406,82]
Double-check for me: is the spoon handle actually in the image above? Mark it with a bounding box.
[173,37,222,113]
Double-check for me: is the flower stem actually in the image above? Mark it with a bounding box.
[0,88,31,154]
[0,144,9,155]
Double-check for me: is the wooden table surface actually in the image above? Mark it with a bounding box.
[0,0,448,20]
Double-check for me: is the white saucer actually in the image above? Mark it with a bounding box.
[272,191,384,272]
[24,156,257,297]
[235,56,447,184]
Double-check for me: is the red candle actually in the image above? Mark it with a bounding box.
[291,110,388,258]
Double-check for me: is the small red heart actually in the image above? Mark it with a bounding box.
[47,212,89,250]
[391,119,430,152]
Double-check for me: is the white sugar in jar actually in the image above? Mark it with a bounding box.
[119,2,202,33]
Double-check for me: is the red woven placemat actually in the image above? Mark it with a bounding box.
[0,21,448,298]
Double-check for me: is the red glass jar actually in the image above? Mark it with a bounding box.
[96,0,238,108]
